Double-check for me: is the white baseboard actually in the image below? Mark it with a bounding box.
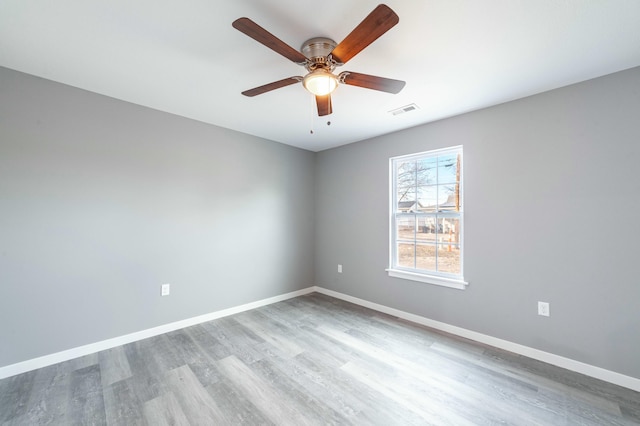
[313,286,640,393]
[0,287,316,380]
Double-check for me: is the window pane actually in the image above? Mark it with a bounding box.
[417,186,437,212]
[416,216,437,242]
[416,157,437,186]
[416,243,436,271]
[397,187,416,211]
[437,153,459,184]
[437,184,460,211]
[437,243,461,274]
[396,161,416,189]
[397,243,415,268]
[396,215,415,241]
[438,217,460,246]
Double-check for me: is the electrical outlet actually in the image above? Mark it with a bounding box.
[538,301,549,317]
[161,283,170,296]
[337,264,343,273]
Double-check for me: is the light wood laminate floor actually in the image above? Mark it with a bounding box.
[1,293,639,425]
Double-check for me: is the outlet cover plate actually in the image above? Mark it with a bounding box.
[538,301,549,316]
[161,283,170,296]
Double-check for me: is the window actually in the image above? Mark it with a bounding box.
[388,146,467,289]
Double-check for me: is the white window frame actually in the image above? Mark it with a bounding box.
[387,146,468,290]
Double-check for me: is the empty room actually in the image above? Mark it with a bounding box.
[1,1,639,424]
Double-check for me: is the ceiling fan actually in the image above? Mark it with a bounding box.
[232,4,405,116]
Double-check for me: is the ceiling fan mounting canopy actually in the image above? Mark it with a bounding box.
[232,4,406,116]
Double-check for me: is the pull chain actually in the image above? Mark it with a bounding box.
[309,95,315,134]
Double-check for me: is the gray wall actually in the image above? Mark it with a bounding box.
[0,67,315,367]
[315,67,640,379]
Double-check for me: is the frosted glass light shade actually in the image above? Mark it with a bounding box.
[303,69,338,96]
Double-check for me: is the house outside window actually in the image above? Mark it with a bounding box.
[387,146,467,289]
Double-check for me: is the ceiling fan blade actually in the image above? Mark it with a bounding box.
[339,71,405,94]
[232,18,308,65]
[330,4,399,65]
[241,77,302,97]
[316,94,332,116]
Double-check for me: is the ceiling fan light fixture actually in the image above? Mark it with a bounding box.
[303,68,338,96]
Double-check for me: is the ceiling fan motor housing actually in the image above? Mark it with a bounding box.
[301,37,337,71]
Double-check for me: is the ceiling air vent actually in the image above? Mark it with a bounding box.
[389,103,419,116]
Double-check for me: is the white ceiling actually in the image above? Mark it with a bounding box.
[1,1,640,152]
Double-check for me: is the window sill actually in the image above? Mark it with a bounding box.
[386,269,468,290]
